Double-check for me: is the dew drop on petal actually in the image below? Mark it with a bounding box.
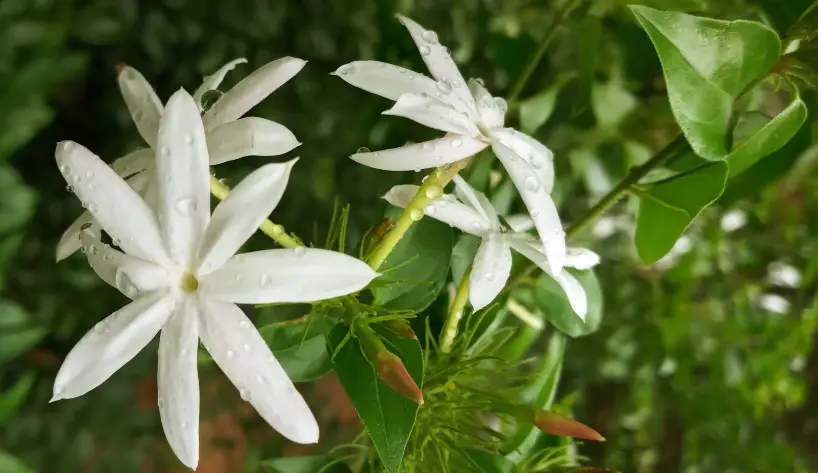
[425,205,436,216]
[356,146,370,154]
[530,210,540,218]
[239,388,252,401]
[525,176,540,192]
[494,97,508,112]
[160,146,170,157]
[94,322,105,333]
[255,374,264,384]
[239,320,250,329]
[184,134,193,145]
[452,138,463,148]
[59,164,68,173]
[422,142,435,152]
[294,246,306,256]
[66,185,74,193]
[88,203,98,212]
[259,273,270,286]
[85,171,94,179]
[472,221,482,230]
[419,45,431,56]
[133,111,143,122]
[475,78,485,87]
[422,30,438,44]
[158,398,164,409]
[88,183,97,191]
[175,198,195,216]
[226,349,235,358]
[243,343,252,353]
[485,272,495,281]
[437,80,452,93]
[410,209,424,221]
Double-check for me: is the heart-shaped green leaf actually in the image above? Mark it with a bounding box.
[328,327,423,473]
[630,6,781,160]
[635,162,728,264]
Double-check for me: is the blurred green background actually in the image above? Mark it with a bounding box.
[1,0,817,472]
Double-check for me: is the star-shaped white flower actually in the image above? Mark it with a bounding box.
[52,90,378,469]
[334,15,565,273]
[384,176,598,316]
[56,57,306,261]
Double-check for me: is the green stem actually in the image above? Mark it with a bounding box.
[507,0,583,103]
[440,265,472,353]
[209,175,301,249]
[367,160,469,271]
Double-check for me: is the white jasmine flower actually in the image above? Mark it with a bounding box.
[767,261,802,288]
[334,15,565,273]
[720,209,747,232]
[56,57,306,261]
[383,176,597,317]
[758,293,791,314]
[52,90,378,469]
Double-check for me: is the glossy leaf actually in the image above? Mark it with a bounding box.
[635,162,729,264]
[519,75,570,134]
[328,326,423,473]
[0,372,35,423]
[262,455,350,473]
[630,6,781,160]
[534,270,603,338]
[372,206,454,311]
[726,96,808,176]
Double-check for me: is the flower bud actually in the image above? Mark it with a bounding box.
[533,410,605,441]
[383,319,417,339]
[374,350,424,405]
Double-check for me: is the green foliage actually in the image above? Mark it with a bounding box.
[0,451,33,473]
[262,455,350,473]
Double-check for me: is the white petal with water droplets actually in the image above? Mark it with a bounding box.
[198,298,319,443]
[156,89,211,268]
[117,65,164,148]
[469,234,512,311]
[383,185,492,236]
[193,58,248,110]
[384,93,480,137]
[55,141,170,265]
[79,232,170,299]
[51,291,176,401]
[203,57,306,129]
[200,248,378,304]
[352,135,487,171]
[158,297,200,470]
[492,128,554,193]
[332,61,439,101]
[207,117,299,165]
[492,142,565,273]
[396,15,476,116]
[469,79,505,129]
[196,161,295,274]
[110,149,153,178]
[506,214,535,233]
[565,248,600,270]
[554,270,588,319]
[451,175,499,230]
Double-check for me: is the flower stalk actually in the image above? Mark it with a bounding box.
[367,160,469,271]
[440,264,472,353]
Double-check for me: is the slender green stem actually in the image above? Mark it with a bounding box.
[507,0,583,103]
[209,175,301,249]
[440,265,472,353]
[367,160,469,271]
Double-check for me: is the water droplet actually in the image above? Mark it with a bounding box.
[226,349,235,358]
[437,80,452,93]
[66,185,74,193]
[410,209,424,221]
[255,374,264,383]
[181,421,188,429]
[184,134,193,145]
[421,175,430,183]
[485,272,495,281]
[239,320,250,329]
[94,322,105,332]
[422,142,435,152]
[239,388,252,401]
[72,174,82,184]
[103,253,112,262]
[356,146,370,153]
[160,146,170,157]
[112,238,122,247]
[494,97,508,112]
[530,210,540,218]
[472,221,482,229]
[336,63,355,76]
[243,343,252,353]
[88,203,98,212]
[414,167,422,173]
[425,205,436,216]
[294,246,306,256]
[531,157,543,169]
[84,171,94,179]
[175,198,195,215]
[425,185,442,199]
[157,399,164,409]
[88,183,97,191]
[270,224,284,236]
[422,30,439,44]
[59,164,69,173]
[475,78,485,87]
[452,138,463,148]
[525,176,540,192]
[259,274,270,286]
[133,111,143,122]
[89,245,98,256]
[419,45,431,56]
[234,273,242,282]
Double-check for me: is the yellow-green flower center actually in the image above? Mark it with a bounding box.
[181,272,199,293]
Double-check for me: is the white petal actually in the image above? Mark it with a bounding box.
[492,128,554,193]
[51,291,176,401]
[469,79,506,129]
[332,61,440,101]
[469,234,512,311]
[55,141,170,265]
[155,89,212,268]
[565,248,600,270]
[492,142,565,273]
[352,135,487,171]
[158,297,200,469]
[554,271,587,319]
[452,175,499,229]
[198,298,319,443]
[196,161,295,274]
[193,58,248,110]
[203,57,306,129]
[110,149,154,178]
[508,234,555,276]
[506,214,535,233]
[382,185,491,236]
[384,93,480,137]
[207,117,300,165]
[79,232,171,299]
[200,248,378,304]
[117,65,163,148]
[396,15,476,115]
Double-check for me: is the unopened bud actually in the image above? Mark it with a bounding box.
[374,350,424,405]
[533,410,605,441]
[372,218,392,241]
[383,319,417,339]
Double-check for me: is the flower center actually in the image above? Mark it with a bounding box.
[181,272,199,293]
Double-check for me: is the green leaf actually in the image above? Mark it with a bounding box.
[464,450,515,473]
[0,301,44,361]
[534,270,603,338]
[0,451,34,473]
[262,455,350,473]
[630,6,781,160]
[575,15,601,115]
[272,335,331,382]
[0,372,35,423]
[519,75,570,134]
[0,166,37,233]
[591,80,637,129]
[726,96,808,176]
[372,206,454,311]
[328,327,423,473]
[635,162,729,264]
[451,234,480,287]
